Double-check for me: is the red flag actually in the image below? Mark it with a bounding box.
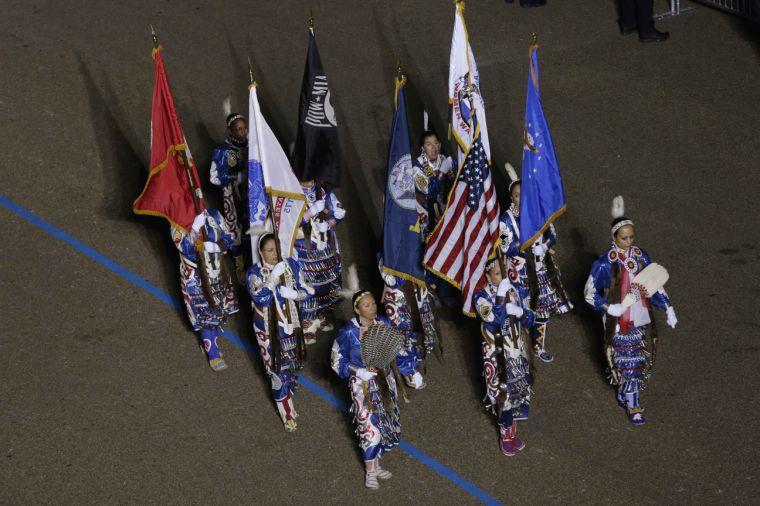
[133,46,204,231]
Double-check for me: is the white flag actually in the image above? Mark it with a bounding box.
[448,1,490,166]
[248,84,306,259]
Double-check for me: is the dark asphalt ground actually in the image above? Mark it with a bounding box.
[2,0,759,503]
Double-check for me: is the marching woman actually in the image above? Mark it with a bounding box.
[499,163,572,363]
[584,196,678,425]
[209,102,248,282]
[294,180,346,344]
[172,210,239,371]
[247,233,313,432]
[331,290,417,489]
[474,258,535,456]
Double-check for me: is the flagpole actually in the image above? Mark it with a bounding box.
[150,24,158,48]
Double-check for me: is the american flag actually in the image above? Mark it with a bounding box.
[423,128,500,316]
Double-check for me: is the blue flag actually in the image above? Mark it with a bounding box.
[382,77,425,286]
[519,43,567,250]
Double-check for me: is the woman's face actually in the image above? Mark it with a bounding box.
[486,262,502,286]
[260,238,278,265]
[510,184,521,208]
[613,225,635,250]
[422,135,440,161]
[355,294,378,321]
[229,119,248,142]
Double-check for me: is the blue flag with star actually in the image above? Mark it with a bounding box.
[382,77,425,286]
[519,43,567,250]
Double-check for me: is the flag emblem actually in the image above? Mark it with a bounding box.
[305,75,337,127]
[388,153,416,211]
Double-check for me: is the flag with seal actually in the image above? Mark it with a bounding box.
[382,75,425,287]
[448,0,490,166]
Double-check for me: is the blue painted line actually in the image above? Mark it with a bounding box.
[0,194,502,505]
[0,195,180,310]
[399,440,502,506]
[298,375,349,412]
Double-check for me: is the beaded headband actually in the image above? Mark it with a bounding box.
[352,290,373,309]
[226,114,245,128]
[611,220,634,236]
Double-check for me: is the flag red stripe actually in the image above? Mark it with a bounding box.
[426,169,499,315]
[458,191,493,286]
[459,180,499,314]
[425,182,467,268]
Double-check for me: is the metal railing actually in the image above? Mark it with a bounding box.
[655,0,698,19]
[695,0,756,19]
[655,0,757,19]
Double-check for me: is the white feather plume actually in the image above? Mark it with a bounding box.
[611,195,625,219]
[504,162,518,182]
[247,218,273,237]
[248,219,275,265]
[338,263,359,298]
[222,96,232,118]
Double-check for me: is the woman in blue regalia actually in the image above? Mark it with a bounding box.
[584,196,678,425]
[500,163,571,363]
[172,209,239,371]
[331,290,417,489]
[473,258,534,456]
[210,102,248,282]
[246,233,313,432]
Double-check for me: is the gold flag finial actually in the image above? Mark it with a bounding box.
[308,8,314,28]
[247,56,254,84]
[531,32,538,44]
[150,25,161,59]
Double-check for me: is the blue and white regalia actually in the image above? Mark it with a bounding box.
[500,202,571,362]
[210,137,247,266]
[247,256,313,431]
[331,315,417,468]
[585,243,673,425]
[584,196,678,425]
[294,182,345,341]
[473,271,534,456]
[380,271,425,389]
[412,153,454,231]
[171,209,239,371]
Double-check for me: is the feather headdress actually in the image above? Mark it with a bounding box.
[611,195,625,219]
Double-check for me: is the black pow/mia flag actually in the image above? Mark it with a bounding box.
[293,27,341,188]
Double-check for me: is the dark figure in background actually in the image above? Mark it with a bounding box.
[618,0,670,42]
[505,0,547,6]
